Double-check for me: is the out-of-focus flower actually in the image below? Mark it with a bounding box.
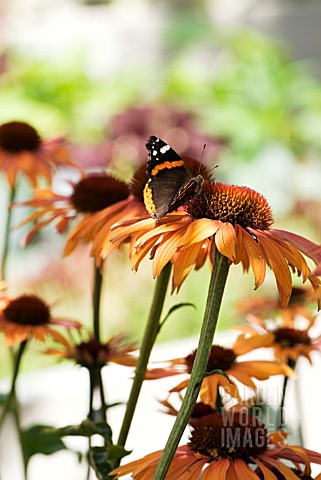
[146,333,294,408]
[237,293,321,363]
[86,105,225,170]
[0,121,75,187]
[111,411,321,479]
[111,182,321,306]
[0,293,81,346]
[15,173,132,256]
[293,199,321,237]
[46,332,137,369]
[237,287,314,322]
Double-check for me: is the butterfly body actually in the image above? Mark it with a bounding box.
[144,136,203,220]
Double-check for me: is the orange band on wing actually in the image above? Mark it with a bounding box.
[151,160,184,176]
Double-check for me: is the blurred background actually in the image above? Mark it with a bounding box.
[1,0,321,478]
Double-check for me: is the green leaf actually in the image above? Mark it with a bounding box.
[58,419,112,442]
[89,445,131,480]
[159,302,196,331]
[21,425,67,465]
[89,446,113,480]
[196,369,233,386]
[107,444,131,463]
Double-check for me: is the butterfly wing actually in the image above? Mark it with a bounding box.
[145,136,183,175]
[144,167,192,219]
[144,136,193,220]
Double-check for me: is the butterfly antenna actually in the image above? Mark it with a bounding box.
[197,143,207,176]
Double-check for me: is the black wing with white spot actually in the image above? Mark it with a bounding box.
[145,135,182,175]
[144,135,203,220]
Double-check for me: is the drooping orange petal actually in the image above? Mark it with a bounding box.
[136,220,186,247]
[200,374,240,407]
[230,369,257,390]
[110,449,163,477]
[203,458,230,480]
[234,224,245,266]
[178,218,221,248]
[132,237,159,273]
[153,230,185,277]
[272,228,321,265]
[231,458,261,479]
[255,232,292,308]
[232,332,275,356]
[166,455,206,480]
[262,231,310,282]
[215,222,237,261]
[172,241,204,290]
[110,217,155,242]
[195,239,211,270]
[232,361,296,380]
[169,378,189,393]
[250,458,278,480]
[261,456,304,480]
[242,230,266,289]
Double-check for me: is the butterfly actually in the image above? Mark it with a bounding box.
[143,135,204,220]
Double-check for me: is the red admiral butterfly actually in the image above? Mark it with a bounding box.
[143,136,204,220]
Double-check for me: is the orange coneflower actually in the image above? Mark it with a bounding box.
[146,332,294,408]
[0,121,75,187]
[111,411,321,479]
[46,331,137,368]
[237,291,321,364]
[111,181,321,307]
[16,172,133,255]
[0,293,81,346]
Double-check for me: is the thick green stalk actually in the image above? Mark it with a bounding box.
[117,262,172,448]
[152,249,229,480]
[93,264,103,342]
[1,185,16,281]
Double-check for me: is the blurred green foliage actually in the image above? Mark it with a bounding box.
[2,24,321,164]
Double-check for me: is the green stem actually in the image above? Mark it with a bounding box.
[88,366,103,421]
[0,340,28,478]
[1,185,16,281]
[152,249,229,480]
[0,340,28,429]
[278,358,296,431]
[93,264,103,342]
[12,395,28,480]
[117,262,172,449]
[98,369,107,423]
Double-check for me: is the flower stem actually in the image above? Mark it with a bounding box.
[278,358,296,431]
[117,262,172,449]
[152,249,229,480]
[0,340,28,429]
[1,184,16,281]
[88,366,107,423]
[278,358,304,444]
[93,263,103,342]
